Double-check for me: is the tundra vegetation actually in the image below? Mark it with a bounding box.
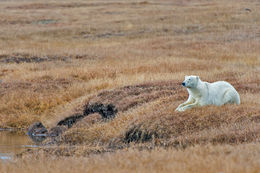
[0,0,259,172]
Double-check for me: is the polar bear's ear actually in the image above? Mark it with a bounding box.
[196,76,200,80]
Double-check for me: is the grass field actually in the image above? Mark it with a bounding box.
[0,0,259,172]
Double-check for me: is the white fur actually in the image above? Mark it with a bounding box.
[176,75,240,112]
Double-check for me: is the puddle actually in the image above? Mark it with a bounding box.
[0,130,36,162]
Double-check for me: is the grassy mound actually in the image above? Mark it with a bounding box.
[32,81,258,150]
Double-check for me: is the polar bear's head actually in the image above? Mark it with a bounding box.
[182,75,200,88]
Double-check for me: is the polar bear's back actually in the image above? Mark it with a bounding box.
[207,81,240,105]
[210,81,234,90]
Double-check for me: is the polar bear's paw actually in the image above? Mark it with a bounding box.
[175,106,185,112]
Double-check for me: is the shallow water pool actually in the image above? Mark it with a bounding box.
[0,130,36,161]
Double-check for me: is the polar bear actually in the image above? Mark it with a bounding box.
[175,75,240,112]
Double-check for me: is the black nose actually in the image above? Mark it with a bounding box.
[182,82,185,86]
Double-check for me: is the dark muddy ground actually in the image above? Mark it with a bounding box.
[28,103,118,143]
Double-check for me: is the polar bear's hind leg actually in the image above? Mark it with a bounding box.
[223,89,240,105]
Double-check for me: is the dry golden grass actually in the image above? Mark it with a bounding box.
[0,0,259,172]
[1,144,260,173]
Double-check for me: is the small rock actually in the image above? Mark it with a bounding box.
[27,122,48,143]
[245,8,251,12]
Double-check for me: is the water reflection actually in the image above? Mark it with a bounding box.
[0,153,12,161]
[0,130,34,161]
